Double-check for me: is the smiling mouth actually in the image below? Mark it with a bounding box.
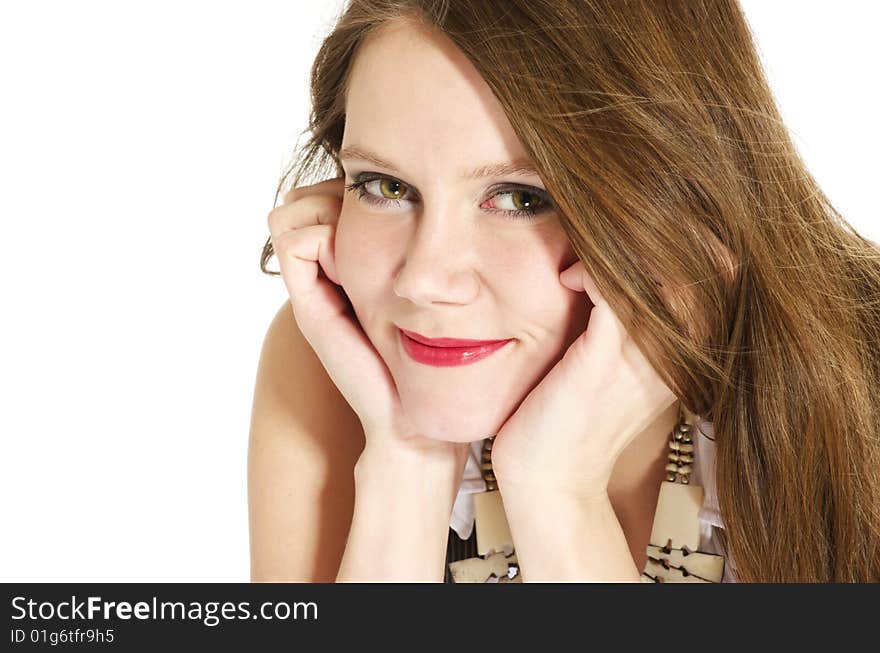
[398,328,514,367]
[398,327,513,348]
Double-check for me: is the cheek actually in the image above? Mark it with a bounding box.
[519,269,590,346]
[333,214,358,289]
[507,234,587,339]
[334,210,399,311]
[335,211,375,288]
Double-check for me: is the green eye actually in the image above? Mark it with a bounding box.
[344,173,552,223]
[509,190,544,212]
[378,178,408,199]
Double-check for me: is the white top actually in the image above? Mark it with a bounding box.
[449,414,737,582]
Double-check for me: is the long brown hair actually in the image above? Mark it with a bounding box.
[260,0,880,581]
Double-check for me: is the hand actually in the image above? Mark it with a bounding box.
[489,259,678,499]
[267,177,469,465]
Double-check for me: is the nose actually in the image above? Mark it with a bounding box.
[392,205,481,307]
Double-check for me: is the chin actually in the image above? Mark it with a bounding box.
[407,414,496,443]
[397,386,516,443]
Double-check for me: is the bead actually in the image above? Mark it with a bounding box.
[448,549,519,583]
[664,427,698,485]
[644,545,725,583]
[474,491,514,556]
[484,472,496,482]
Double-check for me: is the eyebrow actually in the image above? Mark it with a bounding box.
[338,145,542,181]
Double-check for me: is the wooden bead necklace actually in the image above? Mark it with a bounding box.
[447,405,726,583]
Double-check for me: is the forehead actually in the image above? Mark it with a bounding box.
[343,19,530,168]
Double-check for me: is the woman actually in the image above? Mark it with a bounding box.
[249,0,880,582]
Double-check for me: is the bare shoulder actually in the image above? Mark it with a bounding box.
[247,299,365,582]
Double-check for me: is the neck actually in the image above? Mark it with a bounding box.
[606,400,682,570]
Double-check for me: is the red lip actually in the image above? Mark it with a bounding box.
[398,328,514,367]
[398,328,511,348]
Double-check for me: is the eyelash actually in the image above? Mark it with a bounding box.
[343,173,553,222]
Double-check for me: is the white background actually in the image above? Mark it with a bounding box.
[1,1,877,581]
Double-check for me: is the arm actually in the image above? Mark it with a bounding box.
[248,301,365,582]
[500,487,640,582]
[335,442,468,582]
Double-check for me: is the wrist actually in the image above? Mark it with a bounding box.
[354,444,464,500]
[495,467,612,505]
[497,486,638,582]
[353,445,466,538]
[355,437,468,485]
[338,440,466,582]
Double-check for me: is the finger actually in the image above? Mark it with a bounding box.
[267,193,343,240]
[281,176,345,206]
[559,259,585,292]
[560,259,603,305]
[563,260,606,307]
[272,223,342,301]
[560,266,628,365]
[559,259,619,329]
[268,193,344,291]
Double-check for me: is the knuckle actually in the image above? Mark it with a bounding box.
[266,205,284,231]
[267,193,341,236]
[273,228,301,257]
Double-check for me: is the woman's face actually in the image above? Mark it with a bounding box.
[335,20,591,443]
